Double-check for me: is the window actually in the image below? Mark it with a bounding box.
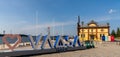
[81,34,82,37]
[84,34,85,38]
[91,29,93,32]
[81,34,85,38]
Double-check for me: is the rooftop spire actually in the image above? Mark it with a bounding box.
[77,16,80,36]
[78,16,80,23]
[77,16,80,27]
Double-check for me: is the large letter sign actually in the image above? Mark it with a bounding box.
[54,35,65,48]
[2,34,21,51]
[72,35,81,47]
[41,35,53,49]
[28,35,42,49]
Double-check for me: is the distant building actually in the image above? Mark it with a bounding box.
[77,16,110,41]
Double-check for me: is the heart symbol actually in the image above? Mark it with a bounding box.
[2,34,21,51]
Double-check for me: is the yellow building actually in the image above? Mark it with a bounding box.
[77,16,110,41]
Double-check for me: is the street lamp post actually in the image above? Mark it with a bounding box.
[3,30,5,49]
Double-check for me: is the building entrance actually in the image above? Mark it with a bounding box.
[90,35,95,40]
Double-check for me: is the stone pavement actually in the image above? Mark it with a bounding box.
[31,42,120,57]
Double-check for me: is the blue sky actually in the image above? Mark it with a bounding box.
[0,0,120,35]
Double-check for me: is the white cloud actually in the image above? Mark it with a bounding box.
[108,9,116,14]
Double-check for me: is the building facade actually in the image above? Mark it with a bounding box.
[77,16,110,41]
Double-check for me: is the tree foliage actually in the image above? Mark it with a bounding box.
[111,27,120,38]
[111,29,116,37]
[116,28,120,37]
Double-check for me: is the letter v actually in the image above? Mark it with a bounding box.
[28,35,42,49]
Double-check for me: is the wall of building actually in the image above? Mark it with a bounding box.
[79,27,109,41]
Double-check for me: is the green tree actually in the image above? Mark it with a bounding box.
[116,27,120,37]
[111,29,116,37]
